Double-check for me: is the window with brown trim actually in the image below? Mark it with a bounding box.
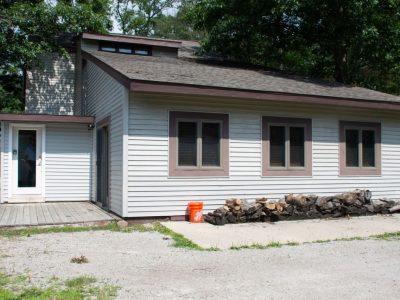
[262,117,312,176]
[169,111,229,177]
[339,121,381,176]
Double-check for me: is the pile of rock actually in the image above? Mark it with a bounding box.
[204,189,400,226]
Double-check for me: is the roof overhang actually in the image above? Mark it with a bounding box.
[82,33,182,49]
[0,114,94,124]
[130,80,400,111]
[82,51,400,112]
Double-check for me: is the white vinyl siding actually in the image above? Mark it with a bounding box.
[85,61,125,216]
[127,94,400,217]
[25,53,76,115]
[0,122,9,202]
[45,124,92,201]
[0,123,91,203]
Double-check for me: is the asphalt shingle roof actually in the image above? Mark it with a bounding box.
[86,50,400,103]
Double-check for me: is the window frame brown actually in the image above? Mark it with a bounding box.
[262,116,312,176]
[169,111,229,177]
[339,121,381,176]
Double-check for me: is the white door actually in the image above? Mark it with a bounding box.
[11,126,43,199]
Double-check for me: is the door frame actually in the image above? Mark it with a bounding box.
[96,117,110,210]
[8,123,46,200]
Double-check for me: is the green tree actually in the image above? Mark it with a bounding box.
[153,0,204,40]
[0,0,112,112]
[189,0,400,95]
[114,0,178,36]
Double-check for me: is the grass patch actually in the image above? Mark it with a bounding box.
[0,221,157,238]
[372,231,400,240]
[0,272,11,286]
[65,276,97,289]
[0,271,118,300]
[334,236,364,242]
[230,241,299,250]
[115,223,154,233]
[153,222,219,251]
[0,223,121,238]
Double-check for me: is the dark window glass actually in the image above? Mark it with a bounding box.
[270,126,286,167]
[18,130,36,187]
[118,48,132,54]
[100,46,116,52]
[346,129,359,167]
[290,127,305,167]
[362,130,375,167]
[202,123,220,166]
[134,49,149,56]
[178,122,197,166]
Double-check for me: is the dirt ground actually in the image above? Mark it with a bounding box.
[1,230,400,299]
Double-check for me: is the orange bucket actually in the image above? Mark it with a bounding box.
[188,202,203,223]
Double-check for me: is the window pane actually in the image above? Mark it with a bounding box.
[202,123,220,166]
[178,122,197,166]
[100,46,116,52]
[134,49,149,55]
[362,130,375,167]
[270,126,286,167]
[118,48,132,54]
[346,129,359,167]
[18,130,36,187]
[290,127,305,167]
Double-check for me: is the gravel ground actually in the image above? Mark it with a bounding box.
[0,230,400,299]
[162,214,400,249]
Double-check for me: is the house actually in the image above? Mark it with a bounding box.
[1,32,400,220]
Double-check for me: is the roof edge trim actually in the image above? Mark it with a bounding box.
[0,114,94,124]
[82,33,182,49]
[130,80,400,111]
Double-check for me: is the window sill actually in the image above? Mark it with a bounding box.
[169,168,229,177]
[339,169,382,177]
[168,175,230,179]
[339,168,381,176]
[262,169,312,176]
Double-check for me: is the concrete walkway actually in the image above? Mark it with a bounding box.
[0,202,118,227]
[162,214,400,249]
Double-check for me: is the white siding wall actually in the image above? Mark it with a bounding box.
[127,94,400,217]
[0,122,9,202]
[45,124,92,201]
[0,123,91,203]
[85,61,126,216]
[25,53,76,115]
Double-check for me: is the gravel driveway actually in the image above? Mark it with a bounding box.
[1,230,399,299]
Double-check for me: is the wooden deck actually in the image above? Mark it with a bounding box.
[0,202,118,227]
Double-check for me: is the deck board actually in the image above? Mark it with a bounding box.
[0,202,117,227]
[0,207,11,226]
[41,203,54,224]
[7,206,18,226]
[35,204,46,225]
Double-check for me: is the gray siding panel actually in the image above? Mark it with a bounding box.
[127,95,400,217]
[45,124,92,201]
[85,61,125,216]
[25,53,76,115]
